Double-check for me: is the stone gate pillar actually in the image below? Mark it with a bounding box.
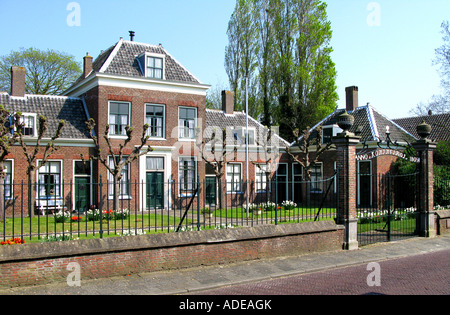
[412,121,437,238]
[333,111,360,250]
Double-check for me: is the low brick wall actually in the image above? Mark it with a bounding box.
[0,221,344,288]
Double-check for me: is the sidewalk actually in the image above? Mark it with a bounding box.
[1,235,449,295]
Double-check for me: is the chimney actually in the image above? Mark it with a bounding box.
[129,31,135,41]
[10,66,26,97]
[222,90,234,115]
[345,86,359,112]
[83,53,93,78]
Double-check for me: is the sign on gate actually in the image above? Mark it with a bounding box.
[356,149,420,163]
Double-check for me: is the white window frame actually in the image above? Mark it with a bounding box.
[145,103,166,140]
[36,160,63,200]
[3,160,14,200]
[233,127,256,146]
[108,156,131,200]
[178,106,198,140]
[226,163,243,194]
[178,156,197,196]
[108,101,131,138]
[255,163,269,193]
[138,52,166,80]
[310,162,323,194]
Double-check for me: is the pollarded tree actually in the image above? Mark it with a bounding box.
[0,105,21,220]
[85,118,153,212]
[15,115,65,217]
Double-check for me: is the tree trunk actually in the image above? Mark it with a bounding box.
[113,174,121,212]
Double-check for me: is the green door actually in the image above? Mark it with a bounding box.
[205,177,217,206]
[147,172,164,209]
[75,177,90,213]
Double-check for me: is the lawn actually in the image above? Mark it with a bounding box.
[1,212,192,243]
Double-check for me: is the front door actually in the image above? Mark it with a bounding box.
[205,177,217,206]
[75,177,90,213]
[147,172,164,209]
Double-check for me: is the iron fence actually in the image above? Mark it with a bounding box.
[356,172,419,246]
[0,175,338,243]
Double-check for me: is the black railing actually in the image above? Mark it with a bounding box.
[0,175,338,243]
[356,172,420,246]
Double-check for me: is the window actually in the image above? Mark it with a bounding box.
[255,164,268,192]
[233,127,255,145]
[74,161,91,176]
[147,56,163,79]
[3,161,13,199]
[145,104,165,138]
[310,163,323,193]
[179,107,197,139]
[38,161,62,199]
[147,157,165,171]
[179,157,196,193]
[20,115,36,136]
[108,157,130,198]
[109,102,130,136]
[227,163,242,193]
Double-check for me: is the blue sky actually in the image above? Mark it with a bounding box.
[0,0,449,119]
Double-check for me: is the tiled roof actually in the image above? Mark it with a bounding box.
[69,40,201,89]
[306,105,417,145]
[205,109,290,147]
[394,113,450,142]
[0,93,90,140]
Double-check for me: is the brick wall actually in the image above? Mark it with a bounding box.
[0,222,344,288]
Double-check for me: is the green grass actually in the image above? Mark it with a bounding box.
[208,206,336,220]
[1,213,192,243]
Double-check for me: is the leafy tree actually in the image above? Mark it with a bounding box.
[0,47,81,95]
[225,0,338,142]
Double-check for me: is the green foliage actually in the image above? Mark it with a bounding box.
[0,47,82,95]
[435,141,450,166]
[225,0,338,141]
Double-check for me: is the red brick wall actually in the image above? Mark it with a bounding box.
[0,222,344,288]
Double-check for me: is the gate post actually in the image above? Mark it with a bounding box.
[333,111,360,250]
[412,121,437,238]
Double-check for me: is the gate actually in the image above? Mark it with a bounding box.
[357,172,419,246]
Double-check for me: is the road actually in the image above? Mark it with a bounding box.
[190,249,450,295]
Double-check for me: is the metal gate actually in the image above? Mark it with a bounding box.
[357,172,419,246]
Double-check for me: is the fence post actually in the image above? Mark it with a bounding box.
[332,111,360,250]
[99,175,103,239]
[412,121,437,238]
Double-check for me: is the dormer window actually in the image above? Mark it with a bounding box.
[9,113,37,137]
[147,56,163,79]
[21,115,36,137]
[138,52,165,80]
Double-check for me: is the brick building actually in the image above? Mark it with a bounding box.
[293,86,421,209]
[1,36,291,215]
